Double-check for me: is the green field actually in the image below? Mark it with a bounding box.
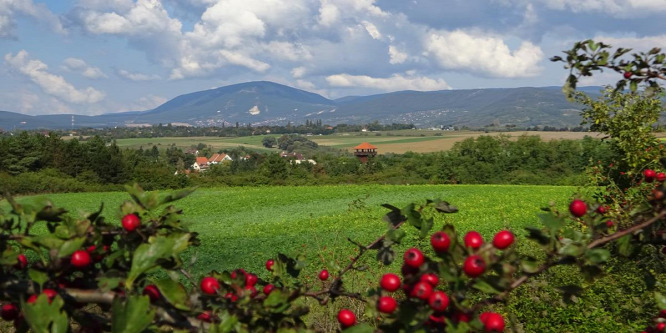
[6,185,577,278]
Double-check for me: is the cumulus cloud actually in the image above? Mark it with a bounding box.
[117,69,160,81]
[0,0,64,38]
[62,58,107,79]
[425,29,544,78]
[388,45,408,64]
[591,34,666,51]
[326,73,451,91]
[5,50,105,104]
[317,0,339,26]
[541,0,666,16]
[130,94,167,110]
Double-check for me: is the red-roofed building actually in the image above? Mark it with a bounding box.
[353,142,377,164]
[192,157,209,171]
[209,153,232,164]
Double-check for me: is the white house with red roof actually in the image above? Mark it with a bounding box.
[209,153,232,164]
[192,156,209,171]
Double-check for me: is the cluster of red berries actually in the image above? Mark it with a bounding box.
[335,229,513,331]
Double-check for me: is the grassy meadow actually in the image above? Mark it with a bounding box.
[7,184,577,278]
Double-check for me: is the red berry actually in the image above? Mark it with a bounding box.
[660,309,666,318]
[380,273,401,292]
[624,71,632,79]
[244,285,257,298]
[404,248,424,268]
[319,269,329,281]
[263,284,275,295]
[200,277,220,295]
[428,291,449,312]
[86,245,96,253]
[121,214,141,232]
[143,285,160,302]
[596,205,607,215]
[245,273,258,287]
[265,259,275,271]
[420,273,439,287]
[431,231,451,253]
[569,199,587,217]
[464,231,483,250]
[481,312,505,332]
[606,220,614,227]
[224,292,238,302]
[492,230,514,250]
[71,250,91,268]
[658,172,666,182]
[26,295,37,304]
[645,169,657,183]
[15,254,27,270]
[337,309,356,328]
[197,311,214,322]
[43,289,57,300]
[1,303,19,321]
[377,296,397,313]
[453,312,471,323]
[410,281,433,300]
[657,322,666,331]
[463,255,486,278]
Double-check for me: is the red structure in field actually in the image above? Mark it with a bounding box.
[354,142,377,164]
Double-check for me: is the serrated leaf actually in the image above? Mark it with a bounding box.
[342,323,373,333]
[539,213,565,231]
[126,233,191,289]
[655,292,666,310]
[28,269,49,287]
[22,295,68,333]
[57,237,86,258]
[387,229,406,244]
[376,246,395,265]
[402,203,421,228]
[472,279,502,294]
[419,217,434,238]
[155,278,190,311]
[585,248,610,264]
[111,295,155,333]
[525,227,551,245]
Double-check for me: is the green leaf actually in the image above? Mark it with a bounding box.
[655,292,666,310]
[342,324,373,333]
[212,312,239,333]
[376,246,395,265]
[525,227,551,246]
[616,234,634,256]
[402,203,422,228]
[35,204,66,222]
[382,204,405,226]
[57,237,86,258]
[387,229,406,244]
[419,217,434,238]
[155,278,190,311]
[126,233,191,289]
[111,295,155,333]
[159,188,196,205]
[521,257,540,274]
[585,248,610,264]
[539,213,564,231]
[473,279,502,294]
[28,269,49,288]
[21,294,68,333]
[277,253,302,278]
[559,242,585,257]
[433,200,458,213]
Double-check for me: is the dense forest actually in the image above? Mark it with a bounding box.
[0,131,614,194]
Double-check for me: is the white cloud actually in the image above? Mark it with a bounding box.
[62,58,107,79]
[291,66,307,78]
[591,34,666,51]
[5,50,105,104]
[539,0,666,16]
[326,73,451,91]
[218,50,270,72]
[117,69,160,81]
[263,41,313,62]
[362,20,381,40]
[0,0,64,38]
[317,1,339,26]
[131,94,167,110]
[425,29,544,78]
[388,45,408,64]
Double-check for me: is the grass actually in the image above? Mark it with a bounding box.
[6,185,577,278]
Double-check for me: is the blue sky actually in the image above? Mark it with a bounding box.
[1,0,664,116]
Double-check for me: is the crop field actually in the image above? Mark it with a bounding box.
[113,130,604,154]
[6,185,577,279]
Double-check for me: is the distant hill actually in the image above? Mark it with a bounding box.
[0,81,597,130]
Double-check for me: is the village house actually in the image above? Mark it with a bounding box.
[208,153,232,164]
[192,157,209,171]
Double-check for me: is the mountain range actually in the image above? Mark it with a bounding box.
[0,81,597,130]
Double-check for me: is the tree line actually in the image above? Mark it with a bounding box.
[0,132,615,194]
